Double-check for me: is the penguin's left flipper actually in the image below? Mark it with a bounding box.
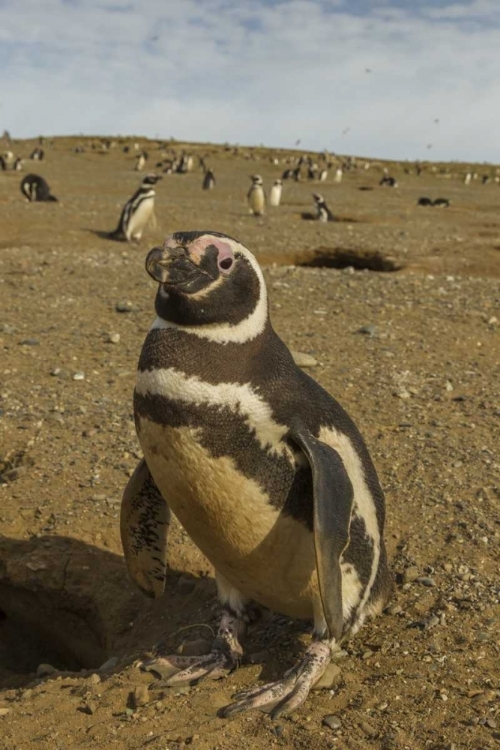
[291,424,354,643]
[120,459,171,598]
[219,426,354,719]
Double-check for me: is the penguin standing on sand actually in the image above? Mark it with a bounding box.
[334,167,343,183]
[269,179,282,207]
[202,169,215,190]
[247,175,265,216]
[313,192,335,222]
[121,230,391,719]
[20,174,57,202]
[108,173,161,243]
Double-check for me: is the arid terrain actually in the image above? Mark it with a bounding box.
[0,137,499,750]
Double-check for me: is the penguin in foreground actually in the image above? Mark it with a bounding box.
[121,230,391,719]
[269,178,282,207]
[20,174,57,202]
[108,173,161,243]
[247,175,265,216]
[313,192,335,222]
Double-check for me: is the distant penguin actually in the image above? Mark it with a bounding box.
[433,197,450,207]
[109,173,161,243]
[463,172,472,185]
[334,168,343,184]
[313,193,335,222]
[482,175,490,185]
[319,169,328,182]
[13,157,23,171]
[292,166,301,182]
[379,176,398,187]
[0,156,6,171]
[136,153,147,171]
[269,179,282,207]
[307,165,317,181]
[202,169,215,190]
[417,196,433,206]
[247,175,265,216]
[282,168,294,180]
[30,147,44,161]
[20,174,57,202]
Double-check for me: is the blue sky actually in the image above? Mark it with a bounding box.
[2,0,500,162]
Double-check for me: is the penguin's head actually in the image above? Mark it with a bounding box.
[250,175,263,185]
[274,179,282,186]
[142,173,162,185]
[146,231,268,337]
[312,193,324,204]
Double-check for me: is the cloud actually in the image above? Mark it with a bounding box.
[1,0,500,161]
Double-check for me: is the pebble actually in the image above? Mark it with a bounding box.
[322,714,342,730]
[312,664,341,690]
[403,566,419,583]
[486,718,497,729]
[88,673,101,685]
[359,720,378,737]
[82,700,97,715]
[115,300,137,313]
[19,338,39,346]
[72,371,85,381]
[357,324,377,336]
[132,685,150,708]
[1,324,16,334]
[108,332,120,344]
[36,663,57,677]
[291,351,319,368]
[417,576,436,587]
[0,708,12,716]
[51,367,70,379]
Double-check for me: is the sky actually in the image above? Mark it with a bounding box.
[1,0,500,162]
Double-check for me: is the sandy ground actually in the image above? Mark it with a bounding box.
[0,138,499,749]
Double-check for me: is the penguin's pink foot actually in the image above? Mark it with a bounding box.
[141,611,244,686]
[219,640,331,720]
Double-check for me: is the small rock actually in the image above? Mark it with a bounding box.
[291,351,319,368]
[312,663,341,690]
[486,718,497,729]
[1,324,16,334]
[403,566,419,583]
[36,663,57,677]
[386,603,402,615]
[0,707,12,716]
[322,714,342,730]
[359,720,378,738]
[115,300,137,313]
[417,576,436,587]
[88,673,101,685]
[357,325,377,336]
[132,685,150,708]
[50,368,70,379]
[72,372,85,381]
[19,338,39,346]
[20,689,33,701]
[82,700,97,715]
[108,332,120,344]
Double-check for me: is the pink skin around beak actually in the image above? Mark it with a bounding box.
[163,235,234,272]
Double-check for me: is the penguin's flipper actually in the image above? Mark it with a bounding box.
[290,425,354,642]
[120,459,171,598]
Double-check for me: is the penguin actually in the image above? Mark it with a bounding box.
[135,152,147,171]
[108,173,161,243]
[417,196,433,206]
[379,176,398,187]
[319,168,328,182]
[13,157,23,171]
[333,167,343,183]
[30,147,44,161]
[202,169,215,190]
[312,193,335,222]
[20,174,57,202]
[121,230,391,719]
[463,172,472,186]
[281,168,294,180]
[247,175,265,216]
[432,197,450,207]
[269,179,282,207]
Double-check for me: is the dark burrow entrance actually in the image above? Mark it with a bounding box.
[298,247,401,272]
[0,582,107,688]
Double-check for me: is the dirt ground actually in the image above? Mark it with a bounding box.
[0,137,499,750]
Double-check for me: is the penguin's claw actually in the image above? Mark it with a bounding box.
[140,650,238,685]
[218,640,331,719]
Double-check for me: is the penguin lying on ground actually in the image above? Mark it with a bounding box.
[121,230,391,719]
[20,174,57,202]
[107,173,161,243]
[417,196,450,207]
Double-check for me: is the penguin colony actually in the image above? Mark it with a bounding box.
[121,230,391,718]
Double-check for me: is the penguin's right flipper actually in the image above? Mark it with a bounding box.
[120,459,171,598]
[290,426,354,643]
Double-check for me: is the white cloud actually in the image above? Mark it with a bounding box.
[1,0,500,162]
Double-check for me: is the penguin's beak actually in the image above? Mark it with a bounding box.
[146,245,212,291]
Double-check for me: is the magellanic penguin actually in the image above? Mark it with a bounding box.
[109,173,161,243]
[202,169,215,190]
[313,192,335,222]
[121,230,391,719]
[20,174,57,202]
[269,179,282,207]
[247,175,265,216]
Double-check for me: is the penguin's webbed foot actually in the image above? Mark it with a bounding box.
[219,640,331,720]
[140,610,244,687]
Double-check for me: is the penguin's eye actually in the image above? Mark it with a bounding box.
[219,257,233,271]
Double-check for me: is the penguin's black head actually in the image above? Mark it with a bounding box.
[146,231,267,333]
[312,193,323,204]
[142,173,161,186]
